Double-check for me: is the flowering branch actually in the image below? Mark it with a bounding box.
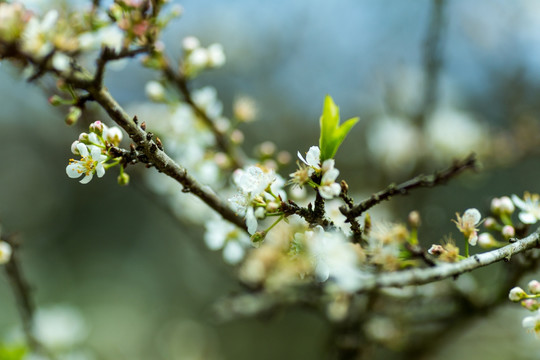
[83,85,248,231]
[340,153,477,220]
[355,227,540,293]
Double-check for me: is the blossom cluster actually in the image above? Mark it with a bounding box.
[66,121,124,184]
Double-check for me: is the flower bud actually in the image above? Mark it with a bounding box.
[48,95,64,106]
[105,127,123,145]
[509,286,527,302]
[499,196,515,214]
[207,43,226,67]
[65,106,82,125]
[522,299,539,311]
[145,81,165,102]
[0,241,12,265]
[408,211,421,228]
[259,141,276,157]
[182,36,200,52]
[490,197,502,214]
[484,217,498,230]
[230,129,244,145]
[277,151,291,165]
[478,233,497,248]
[502,225,515,240]
[250,231,266,247]
[428,244,445,256]
[528,280,540,295]
[233,96,257,122]
[89,120,105,135]
[117,172,130,186]
[71,140,81,155]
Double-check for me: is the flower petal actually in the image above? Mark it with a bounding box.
[95,163,105,178]
[66,163,82,178]
[306,146,321,168]
[246,207,258,235]
[223,241,245,265]
[519,212,537,224]
[76,143,88,157]
[79,173,93,184]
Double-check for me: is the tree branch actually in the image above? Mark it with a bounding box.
[84,86,248,232]
[2,233,51,357]
[355,227,540,293]
[340,153,477,220]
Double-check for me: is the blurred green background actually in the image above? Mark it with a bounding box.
[2,0,540,359]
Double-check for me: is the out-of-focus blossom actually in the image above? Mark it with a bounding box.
[367,116,421,175]
[425,108,487,162]
[0,241,12,264]
[204,217,250,265]
[512,192,540,224]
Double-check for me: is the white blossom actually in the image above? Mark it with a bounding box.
[319,161,341,199]
[425,108,487,162]
[103,126,123,145]
[182,36,200,51]
[454,208,482,246]
[305,226,365,292]
[66,144,107,184]
[522,310,540,334]
[204,218,250,265]
[21,10,58,58]
[32,305,88,349]
[367,116,421,175]
[51,52,70,72]
[512,193,540,224]
[145,81,166,102]
[509,286,527,302]
[229,166,275,234]
[207,43,226,67]
[298,146,321,171]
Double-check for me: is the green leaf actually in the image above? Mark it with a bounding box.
[0,343,27,360]
[318,95,359,161]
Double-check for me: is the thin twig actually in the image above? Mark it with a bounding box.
[163,64,243,169]
[355,227,540,293]
[341,153,477,220]
[2,234,51,357]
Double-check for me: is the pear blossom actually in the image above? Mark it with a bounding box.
[453,208,482,246]
[204,217,250,265]
[512,193,540,224]
[319,160,341,199]
[298,146,321,171]
[207,43,226,67]
[522,310,540,334]
[304,226,365,292]
[103,126,123,145]
[529,280,540,295]
[509,286,527,302]
[21,9,58,58]
[66,144,107,184]
[229,166,275,234]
